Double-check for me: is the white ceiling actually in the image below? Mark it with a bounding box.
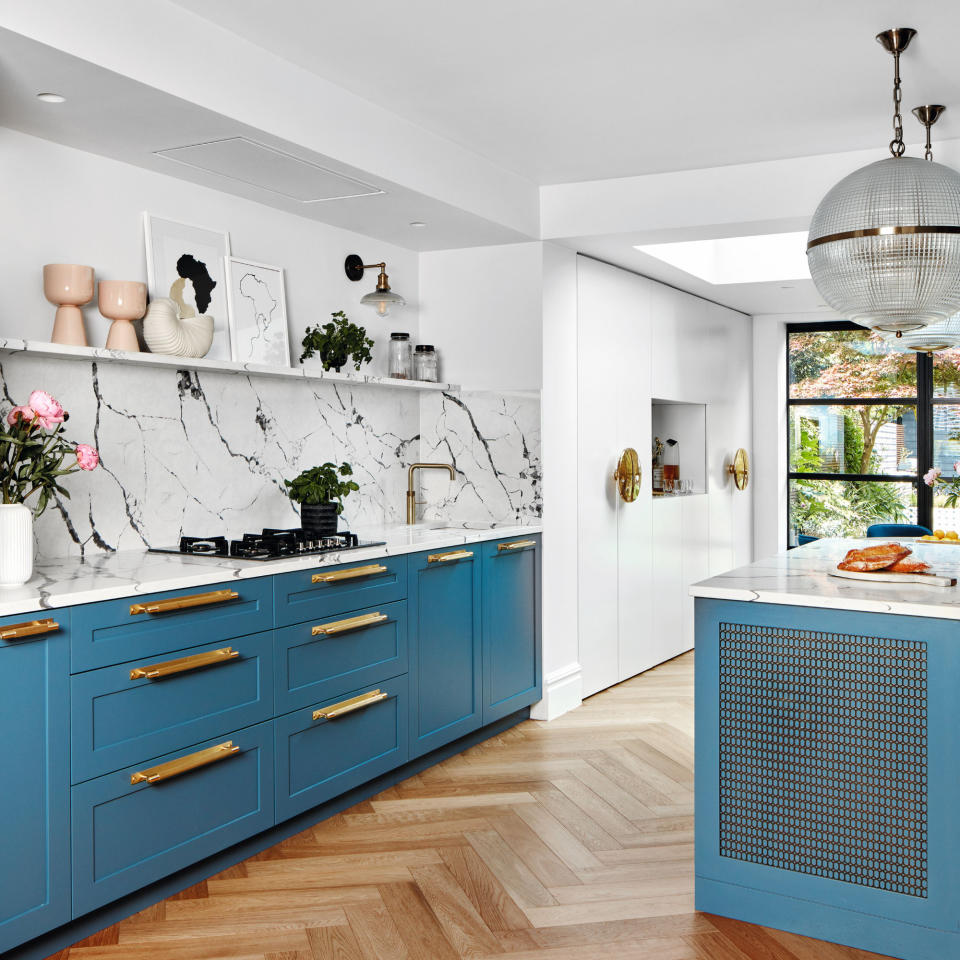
[171,0,960,185]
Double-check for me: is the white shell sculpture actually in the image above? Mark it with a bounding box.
[142,297,214,358]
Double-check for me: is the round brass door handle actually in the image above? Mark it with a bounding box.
[613,447,642,503]
[728,448,749,490]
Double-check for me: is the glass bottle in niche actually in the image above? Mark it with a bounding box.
[652,437,664,492]
[663,438,680,493]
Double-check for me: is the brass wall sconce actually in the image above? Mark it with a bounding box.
[344,254,406,319]
[613,447,642,502]
[728,448,749,490]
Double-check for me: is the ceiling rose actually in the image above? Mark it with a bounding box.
[807,28,960,335]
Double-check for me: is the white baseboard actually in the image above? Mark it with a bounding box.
[529,661,582,721]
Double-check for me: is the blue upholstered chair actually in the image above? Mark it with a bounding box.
[866,523,932,538]
[796,534,819,545]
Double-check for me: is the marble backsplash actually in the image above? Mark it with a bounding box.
[0,355,540,560]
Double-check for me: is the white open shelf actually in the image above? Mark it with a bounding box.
[0,338,460,393]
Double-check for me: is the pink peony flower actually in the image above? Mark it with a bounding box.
[6,405,35,426]
[27,390,65,430]
[75,444,99,471]
[924,466,942,486]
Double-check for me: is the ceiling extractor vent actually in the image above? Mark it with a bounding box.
[154,137,384,203]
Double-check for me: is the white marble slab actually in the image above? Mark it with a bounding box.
[691,536,960,620]
[0,523,542,618]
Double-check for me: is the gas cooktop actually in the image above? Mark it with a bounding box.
[149,528,385,562]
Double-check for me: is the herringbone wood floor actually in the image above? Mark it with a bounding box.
[49,652,892,960]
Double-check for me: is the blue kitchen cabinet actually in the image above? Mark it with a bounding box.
[481,536,541,723]
[0,612,71,954]
[407,547,482,758]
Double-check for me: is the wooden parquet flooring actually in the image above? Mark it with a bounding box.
[49,652,893,960]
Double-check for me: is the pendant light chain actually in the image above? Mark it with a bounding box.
[890,45,906,157]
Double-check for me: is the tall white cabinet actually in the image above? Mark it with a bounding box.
[577,256,753,698]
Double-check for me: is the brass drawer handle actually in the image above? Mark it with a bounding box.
[129,646,240,680]
[130,740,239,785]
[312,564,388,584]
[313,689,388,721]
[130,589,239,616]
[0,618,60,641]
[312,612,388,637]
[497,539,537,552]
[427,550,474,563]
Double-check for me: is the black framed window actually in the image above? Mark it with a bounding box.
[787,321,926,543]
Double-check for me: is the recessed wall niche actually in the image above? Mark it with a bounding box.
[652,399,707,495]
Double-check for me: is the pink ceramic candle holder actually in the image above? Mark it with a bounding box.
[99,281,147,352]
[43,264,94,347]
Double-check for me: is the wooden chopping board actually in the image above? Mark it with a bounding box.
[829,568,957,587]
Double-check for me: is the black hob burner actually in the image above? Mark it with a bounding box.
[150,528,384,562]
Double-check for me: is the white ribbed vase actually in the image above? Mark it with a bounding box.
[0,504,34,587]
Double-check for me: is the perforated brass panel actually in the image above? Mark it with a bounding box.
[718,623,928,897]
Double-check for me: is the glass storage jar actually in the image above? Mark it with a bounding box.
[414,344,438,382]
[388,332,412,379]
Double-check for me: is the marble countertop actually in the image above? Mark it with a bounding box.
[0,522,542,619]
[691,536,960,620]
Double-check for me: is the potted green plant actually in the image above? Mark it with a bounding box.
[300,310,374,372]
[284,462,360,538]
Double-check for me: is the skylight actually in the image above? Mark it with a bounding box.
[634,231,811,285]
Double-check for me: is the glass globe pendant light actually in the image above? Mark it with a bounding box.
[807,28,960,335]
[881,314,960,354]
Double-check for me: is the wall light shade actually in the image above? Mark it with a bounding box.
[808,157,960,333]
[345,253,405,319]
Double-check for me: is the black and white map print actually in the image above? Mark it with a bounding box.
[225,257,290,366]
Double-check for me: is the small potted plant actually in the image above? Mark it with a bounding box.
[300,310,374,372]
[284,462,359,538]
[0,389,99,586]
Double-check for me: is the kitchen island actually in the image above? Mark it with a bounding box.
[692,537,960,960]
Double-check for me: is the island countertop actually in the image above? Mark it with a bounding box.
[690,535,960,620]
[0,522,541,619]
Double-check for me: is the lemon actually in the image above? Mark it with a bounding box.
[934,530,946,539]
[948,531,959,541]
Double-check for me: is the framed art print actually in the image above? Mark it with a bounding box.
[143,213,232,360]
[224,256,290,367]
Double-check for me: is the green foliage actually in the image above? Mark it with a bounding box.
[284,462,359,514]
[299,311,374,372]
[791,478,909,538]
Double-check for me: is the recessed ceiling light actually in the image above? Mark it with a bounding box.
[36,92,66,103]
[780,284,795,290]
[634,231,810,285]
[409,221,427,228]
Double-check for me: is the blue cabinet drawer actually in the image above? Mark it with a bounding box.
[274,556,406,628]
[275,675,407,821]
[72,721,274,917]
[71,631,274,783]
[276,599,407,714]
[481,535,541,724]
[71,577,274,673]
[0,612,70,954]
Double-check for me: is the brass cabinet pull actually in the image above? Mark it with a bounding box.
[427,550,474,564]
[728,447,750,491]
[312,612,388,637]
[129,646,239,680]
[613,447,642,503]
[130,740,239,785]
[497,539,537,552]
[129,589,239,616]
[313,689,388,721]
[0,618,60,641]
[312,564,387,584]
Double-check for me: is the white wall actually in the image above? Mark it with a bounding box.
[418,243,543,392]
[751,312,826,559]
[0,126,419,377]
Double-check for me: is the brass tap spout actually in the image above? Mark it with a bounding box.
[407,462,456,524]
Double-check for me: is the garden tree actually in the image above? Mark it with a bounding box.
[789,330,960,537]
